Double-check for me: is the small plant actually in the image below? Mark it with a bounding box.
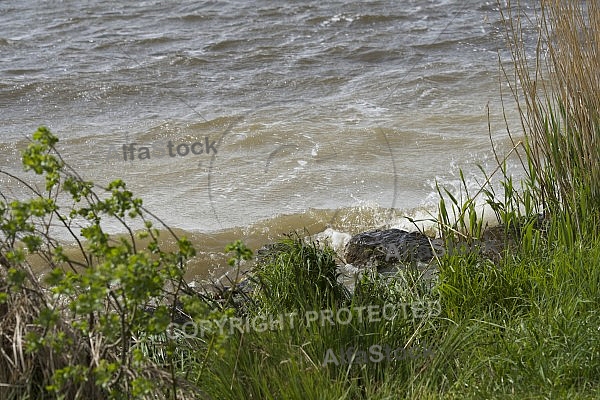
[0,127,202,399]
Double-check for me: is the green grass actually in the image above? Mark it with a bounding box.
[159,224,598,399]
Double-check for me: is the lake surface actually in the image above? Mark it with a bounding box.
[0,0,537,279]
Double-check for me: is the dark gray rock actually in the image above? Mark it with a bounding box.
[344,229,443,269]
[255,242,290,264]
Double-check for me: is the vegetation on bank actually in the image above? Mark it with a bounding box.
[1,1,600,398]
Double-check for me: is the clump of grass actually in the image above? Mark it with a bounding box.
[501,0,600,236]
[251,232,350,314]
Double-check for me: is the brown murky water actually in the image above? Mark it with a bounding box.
[1,1,538,280]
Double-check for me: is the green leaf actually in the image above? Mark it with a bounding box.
[7,267,26,288]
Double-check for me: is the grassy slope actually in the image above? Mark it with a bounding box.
[179,220,600,399]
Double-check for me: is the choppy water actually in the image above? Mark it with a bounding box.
[0,1,537,279]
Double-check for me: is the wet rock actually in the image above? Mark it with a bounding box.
[344,229,443,269]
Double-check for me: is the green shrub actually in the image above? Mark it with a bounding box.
[0,127,203,399]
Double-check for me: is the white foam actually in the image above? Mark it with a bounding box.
[388,199,501,238]
[313,227,352,256]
